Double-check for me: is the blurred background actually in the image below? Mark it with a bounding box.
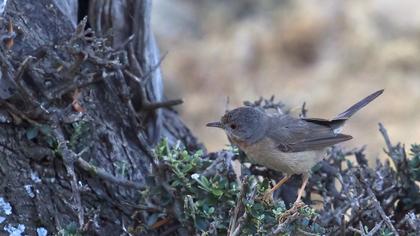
[152,0,420,159]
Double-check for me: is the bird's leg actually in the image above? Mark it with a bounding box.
[295,173,309,204]
[268,175,291,194]
[262,175,290,203]
[278,174,309,222]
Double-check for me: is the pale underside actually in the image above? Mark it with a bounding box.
[242,137,327,175]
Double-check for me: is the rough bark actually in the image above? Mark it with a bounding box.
[0,0,200,235]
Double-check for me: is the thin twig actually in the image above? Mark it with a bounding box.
[151,217,172,229]
[230,212,247,236]
[112,34,135,51]
[76,158,145,190]
[52,125,84,228]
[13,56,39,103]
[123,51,184,109]
[228,177,248,236]
[366,220,383,236]
[48,72,104,99]
[123,51,167,85]
[140,51,168,82]
[270,211,301,235]
[359,168,399,236]
[297,228,322,236]
[359,221,367,236]
[378,123,393,153]
[123,69,142,83]
[124,69,183,110]
[348,226,362,234]
[141,98,184,110]
[0,100,41,126]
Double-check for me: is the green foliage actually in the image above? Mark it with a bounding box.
[380,227,394,236]
[26,126,39,140]
[397,144,420,211]
[25,121,91,158]
[152,139,324,235]
[67,121,91,152]
[25,124,57,149]
[156,139,235,233]
[58,222,83,236]
[239,178,286,235]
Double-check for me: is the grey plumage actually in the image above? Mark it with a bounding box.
[207,89,383,171]
[267,89,384,152]
[334,89,384,120]
[206,90,383,203]
[266,115,352,153]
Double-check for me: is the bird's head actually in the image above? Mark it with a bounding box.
[206,106,267,144]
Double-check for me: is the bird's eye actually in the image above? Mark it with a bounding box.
[230,124,237,129]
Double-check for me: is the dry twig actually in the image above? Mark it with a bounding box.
[228,178,248,236]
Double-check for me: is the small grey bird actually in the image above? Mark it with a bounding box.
[206,90,383,204]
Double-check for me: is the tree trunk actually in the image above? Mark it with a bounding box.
[0,0,200,235]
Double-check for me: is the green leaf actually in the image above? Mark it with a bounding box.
[210,188,223,197]
[26,127,39,140]
[183,163,193,173]
[207,206,215,215]
[39,124,52,135]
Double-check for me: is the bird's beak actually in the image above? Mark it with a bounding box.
[206,121,223,129]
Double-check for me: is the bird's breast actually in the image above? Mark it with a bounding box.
[239,138,326,174]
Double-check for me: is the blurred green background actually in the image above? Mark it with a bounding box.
[152,0,420,159]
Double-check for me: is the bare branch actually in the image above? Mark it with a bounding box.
[359,168,399,236]
[378,122,393,153]
[124,69,183,110]
[52,124,84,228]
[76,158,145,190]
[228,177,248,236]
[142,99,184,110]
[366,220,383,236]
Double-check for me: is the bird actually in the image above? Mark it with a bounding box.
[206,90,383,204]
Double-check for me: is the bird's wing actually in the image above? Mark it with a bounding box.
[266,115,352,152]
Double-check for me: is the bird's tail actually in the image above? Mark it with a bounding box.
[327,89,383,133]
[333,89,384,120]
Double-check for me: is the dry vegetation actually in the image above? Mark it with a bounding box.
[147,99,420,235]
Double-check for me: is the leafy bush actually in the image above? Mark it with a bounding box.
[136,128,420,235]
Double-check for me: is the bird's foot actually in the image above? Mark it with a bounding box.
[256,190,274,204]
[278,201,305,223]
[293,200,305,208]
